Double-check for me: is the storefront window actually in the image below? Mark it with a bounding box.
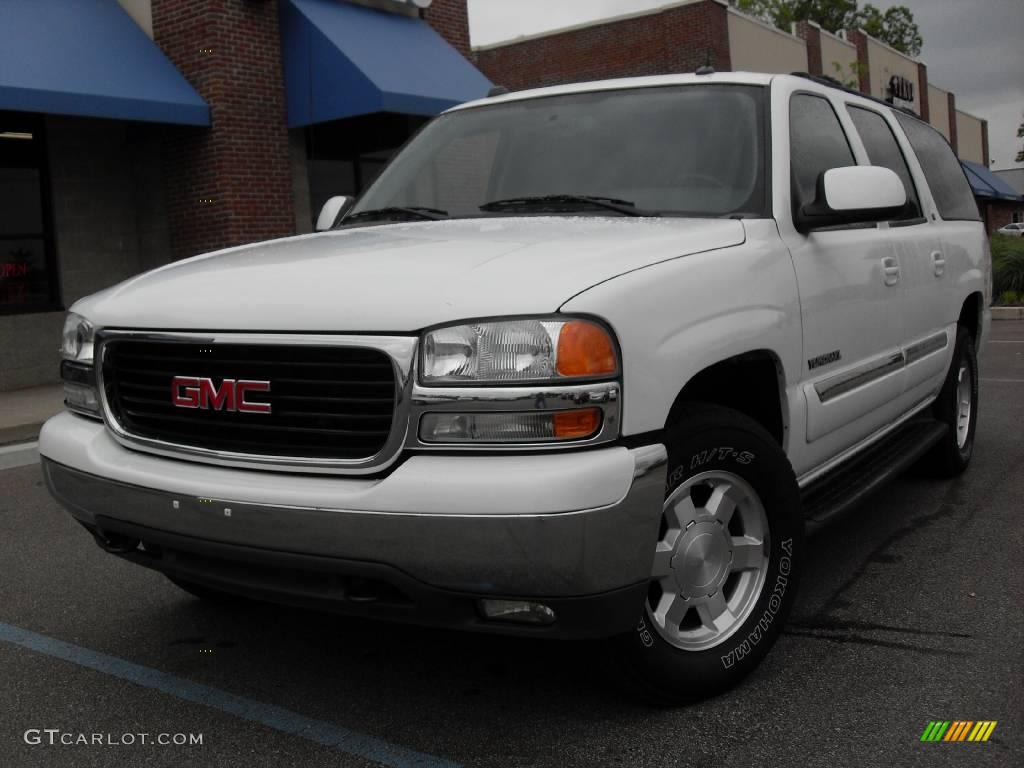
[0,112,59,314]
[306,113,428,226]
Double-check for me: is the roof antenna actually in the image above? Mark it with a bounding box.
[696,49,715,75]
[488,85,510,97]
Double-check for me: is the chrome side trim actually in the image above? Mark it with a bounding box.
[815,352,904,404]
[904,331,948,366]
[796,397,935,488]
[96,330,418,476]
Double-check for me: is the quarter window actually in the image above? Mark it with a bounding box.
[789,94,856,207]
[0,112,59,314]
[895,113,980,222]
[846,106,920,219]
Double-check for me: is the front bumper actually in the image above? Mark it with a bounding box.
[40,412,666,638]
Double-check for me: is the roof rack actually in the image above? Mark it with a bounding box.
[789,72,921,119]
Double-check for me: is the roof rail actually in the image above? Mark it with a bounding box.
[789,72,921,119]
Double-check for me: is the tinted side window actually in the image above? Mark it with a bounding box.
[790,94,855,205]
[847,106,920,218]
[896,114,980,221]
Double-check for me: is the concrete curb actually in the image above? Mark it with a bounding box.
[992,307,1024,321]
[0,441,39,471]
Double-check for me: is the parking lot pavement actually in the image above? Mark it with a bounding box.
[1,324,1022,768]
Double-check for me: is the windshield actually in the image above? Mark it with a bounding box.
[349,84,767,220]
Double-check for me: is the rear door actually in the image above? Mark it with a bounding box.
[894,114,987,398]
[844,105,950,404]
[777,88,907,473]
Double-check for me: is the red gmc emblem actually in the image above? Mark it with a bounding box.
[171,377,272,414]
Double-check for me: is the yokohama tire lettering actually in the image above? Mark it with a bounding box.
[721,538,793,669]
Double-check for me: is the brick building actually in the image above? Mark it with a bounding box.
[1,0,1019,392]
[474,0,1022,231]
[0,0,489,391]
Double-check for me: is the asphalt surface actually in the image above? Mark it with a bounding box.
[1,323,1022,768]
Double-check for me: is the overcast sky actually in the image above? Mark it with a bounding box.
[467,0,1024,170]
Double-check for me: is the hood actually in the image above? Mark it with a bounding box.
[75,217,745,331]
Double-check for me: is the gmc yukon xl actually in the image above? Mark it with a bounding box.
[41,72,990,702]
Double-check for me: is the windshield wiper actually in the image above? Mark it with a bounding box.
[343,206,449,224]
[479,195,659,217]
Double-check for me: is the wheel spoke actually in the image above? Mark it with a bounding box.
[662,594,689,631]
[651,543,674,577]
[696,592,733,633]
[705,482,745,526]
[668,494,698,529]
[730,536,764,571]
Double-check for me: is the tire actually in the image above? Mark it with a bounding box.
[609,404,803,705]
[167,575,245,603]
[919,327,978,478]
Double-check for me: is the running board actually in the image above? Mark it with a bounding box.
[801,419,948,534]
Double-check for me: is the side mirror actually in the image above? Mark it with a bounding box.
[315,195,355,232]
[796,166,907,233]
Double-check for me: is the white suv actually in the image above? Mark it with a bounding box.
[42,72,990,703]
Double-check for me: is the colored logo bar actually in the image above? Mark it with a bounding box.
[920,721,997,742]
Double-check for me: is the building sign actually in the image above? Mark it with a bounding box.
[886,75,914,105]
[362,0,433,12]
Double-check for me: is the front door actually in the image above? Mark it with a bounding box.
[781,91,907,473]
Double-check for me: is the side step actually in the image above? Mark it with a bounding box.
[801,419,948,535]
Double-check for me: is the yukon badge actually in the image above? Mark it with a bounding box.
[171,377,272,414]
[807,350,842,371]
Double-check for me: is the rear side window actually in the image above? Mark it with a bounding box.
[846,106,920,219]
[896,114,980,221]
[790,94,856,205]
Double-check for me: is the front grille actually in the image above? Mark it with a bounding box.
[102,339,397,460]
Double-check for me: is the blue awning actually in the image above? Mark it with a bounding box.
[962,160,1023,202]
[0,0,209,126]
[280,0,492,128]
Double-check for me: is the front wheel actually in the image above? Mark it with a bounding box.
[610,404,803,704]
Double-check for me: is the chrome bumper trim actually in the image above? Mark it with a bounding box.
[42,444,667,596]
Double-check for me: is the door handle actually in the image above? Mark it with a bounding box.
[882,256,900,286]
[931,251,946,276]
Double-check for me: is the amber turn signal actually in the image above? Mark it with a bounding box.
[553,408,602,439]
[556,320,617,377]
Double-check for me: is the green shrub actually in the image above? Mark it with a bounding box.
[992,234,1024,296]
[998,290,1020,306]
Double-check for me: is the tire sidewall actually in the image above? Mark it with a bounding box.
[951,331,979,463]
[619,410,803,701]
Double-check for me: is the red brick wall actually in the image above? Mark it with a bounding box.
[795,21,822,76]
[475,0,731,91]
[846,29,871,94]
[916,62,929,122]
[423,0,472,60]
[983,201,1024,235]
[981,119,990,166]
[153,0,295,259]
[947,91,958,154]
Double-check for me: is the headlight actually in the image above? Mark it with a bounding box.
[60,312,95,363]
[421,318,618,384]
[59,313,101,418]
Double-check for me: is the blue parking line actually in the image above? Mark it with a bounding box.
[0,621,460,768]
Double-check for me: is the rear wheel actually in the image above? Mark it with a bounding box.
[919,327,978,477]
[610,404,803,704]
